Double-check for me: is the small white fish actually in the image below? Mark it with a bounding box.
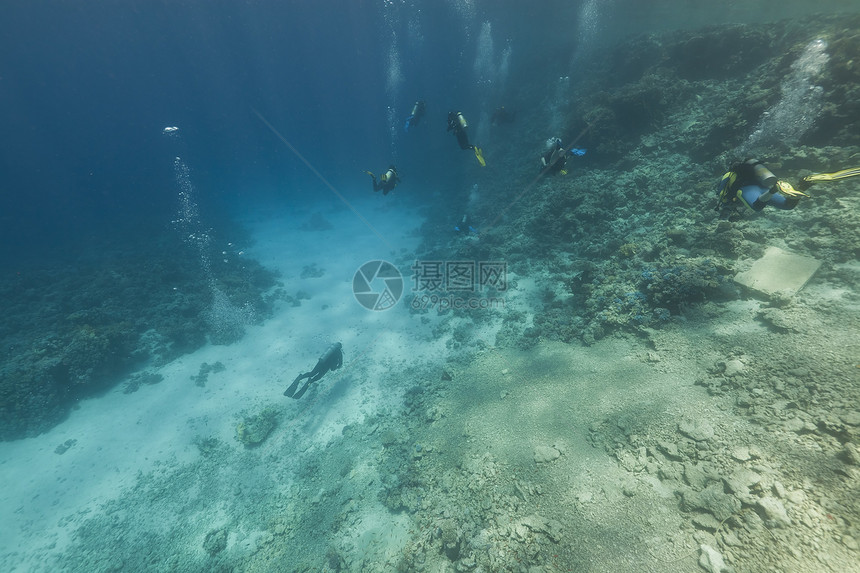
[163,126,179,133]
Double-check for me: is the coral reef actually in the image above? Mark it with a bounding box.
[235,407,279,447]
[424,13,860,349]
[0,233,278,441]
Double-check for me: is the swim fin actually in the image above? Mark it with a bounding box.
[474,146,486,167]
[284,375,303,397]
[776,180,809,198]
[364,170,375,178]
[292,380,312,399]
[802,166,860,184]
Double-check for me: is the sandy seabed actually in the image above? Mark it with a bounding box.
[1,193,858,573]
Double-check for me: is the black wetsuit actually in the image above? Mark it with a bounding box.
[447,111,475,151]
[371,169,400,195]
[541,141,567,175]
[284,342,343,399]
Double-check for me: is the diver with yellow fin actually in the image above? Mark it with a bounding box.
[365,165,400,195]
[446,111,485,166]
[715,158,808,220]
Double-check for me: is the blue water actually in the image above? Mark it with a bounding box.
[3,0,854,263]
[0,0,569,262]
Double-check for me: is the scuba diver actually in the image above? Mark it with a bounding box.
[454,213,478,234]
[540,137,587,176]
[284,342,343,399]
[365,165,400,195]
[715,158,808,220]
[404,100,426,132]
[490,106,516,126]
[447,111,486,167]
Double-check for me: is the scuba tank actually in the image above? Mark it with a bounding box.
[382,167,396,182]
[411,101,420,116]
[745,158,777,189]
[457,112,468,129]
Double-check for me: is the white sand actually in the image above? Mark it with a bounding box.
[0,192,447,571]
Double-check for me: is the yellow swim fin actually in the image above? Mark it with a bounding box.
[364,170,375,177]
[474,146,486,167]
[776,180,809,198]
[802,166,860,184]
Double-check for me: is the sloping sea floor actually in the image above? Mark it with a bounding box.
[3,191,857,572]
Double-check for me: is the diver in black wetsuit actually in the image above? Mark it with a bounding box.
[446,111,485,166]
[284,342,343,399]
[541,137,568,175]
[366,165,400,195]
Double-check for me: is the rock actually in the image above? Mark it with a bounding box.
[683,484,742,521]
[622,480,637,497]
[785,489,806,505]
[772,481,786,498]
[841,411,860,426]
[787,367,810,378]
[757,496,791,527]
[684,463,709,490]
[731,446,750,461]
[533,445,561,464]
[679,418,715,441]
[521,514,564,542]
[659,464,683,483]
[203,528,228,555]
[692,513,722,532]
[723,468,762,496]
[54,438,77,455]
[657,440,682,460]
[723,359,745,377]
[841,443,860,466]
[721,530,742,547]
[783,417,805,433]
[235,407,278,447]
[699,544,731,573]
[757,308,798,333]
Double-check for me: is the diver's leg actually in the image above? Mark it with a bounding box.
[456,131,471,150]
[765,192,800,210]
